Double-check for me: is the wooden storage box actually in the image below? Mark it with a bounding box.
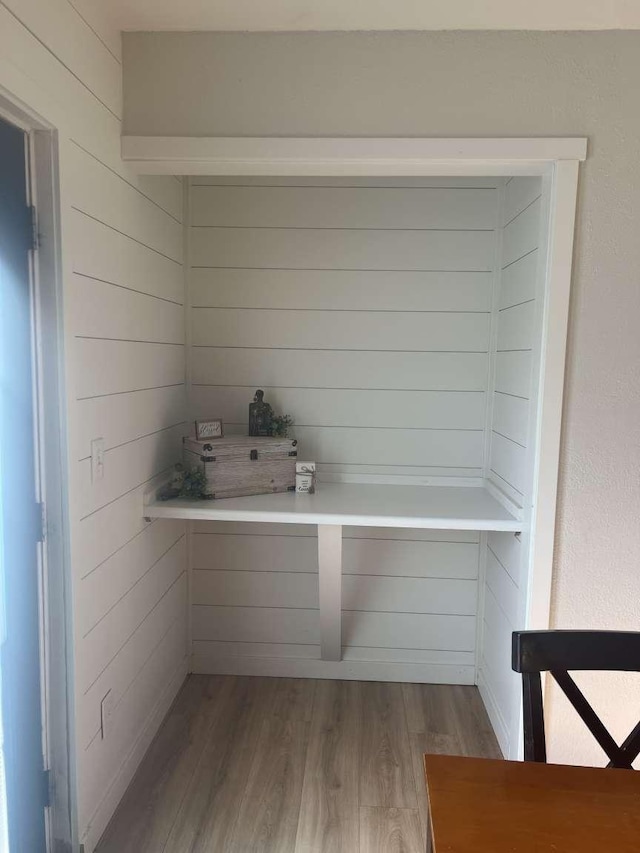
[182,435,298,499]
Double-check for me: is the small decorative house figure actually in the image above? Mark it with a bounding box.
[249,389,274,436]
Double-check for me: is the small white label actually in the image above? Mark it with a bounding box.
[296,473,315,494]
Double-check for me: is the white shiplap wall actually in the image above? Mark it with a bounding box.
[0,4,188,850]
[479,176,544,756]
[489,177,543,504]
[188,176,500,682]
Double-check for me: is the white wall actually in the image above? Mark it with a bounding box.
[488,177,543,506]
[188,176,498,682]
[478,177,544,755]
[0,4,188,850]
[123,28,640,766]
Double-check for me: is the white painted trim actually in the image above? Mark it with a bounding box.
[525,160,579,631]
[0,90,77,853]
[121,136,587,176]
[191,653,474,685]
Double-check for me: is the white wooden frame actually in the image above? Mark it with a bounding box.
[0,87,76,853]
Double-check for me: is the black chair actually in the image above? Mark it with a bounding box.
[512,630,640,768]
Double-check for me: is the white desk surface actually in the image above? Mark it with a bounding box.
[144,482,522,532]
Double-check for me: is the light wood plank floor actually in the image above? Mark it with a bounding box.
[96,676,501,853]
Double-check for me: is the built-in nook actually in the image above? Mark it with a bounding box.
[134,142,582,762]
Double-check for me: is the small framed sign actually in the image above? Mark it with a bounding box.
[195,418,224,441]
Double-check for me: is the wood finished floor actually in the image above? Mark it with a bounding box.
[96,676,501,853]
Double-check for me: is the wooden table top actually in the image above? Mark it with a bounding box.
[424,753,640,852]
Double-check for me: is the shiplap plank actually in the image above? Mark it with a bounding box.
[490,432,527,495]
[345,540,479,579]
[192,521,479,543]
[503,177,542,226]
[343,576,477,616]
[191,186,496,230]
[319,463,482,480]
[192,177,499,188]
[492,393,529,448]
[191,570,476,616]
[494,351,532,399]
[2,0,121,117]
[192,606,319,645]
[71,210,184,304]
[487,532,524,589]
[192,641,320,660]
[343,612,475,652]
[192,533,317,574]
[193,308,489,352]
[191,228,495,272]
[192,533,479,579]
[189,642,474,668]
[193,570,318,609]
[79,520,185,634]
[75,339,185,399]
[497,301,535,352]
[71,275,184,344]
[74,424,184,518]
[192,386,485,431]
[79,571,187,748]
[342,646,474,666]
[66,0,122,60]
[78,612,187,833]
[74,477,170,577]
[343,539,478,579]
[67,146,183,263]
[485,548,520,628]
[282,425,483,468]
[75,385,186,460]
[499,249,539,310]
[192,348,488,392]
[191,268,493,312]
[481,589,520,727]
[77,537,186,693]
[502,198,542,268]
[192,607,474,652]
[136,174,184,223]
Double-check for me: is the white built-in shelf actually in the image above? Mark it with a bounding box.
[143,482,521,532]
[145,482,521,663]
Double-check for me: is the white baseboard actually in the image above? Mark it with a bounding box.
[80,655,189,853]
[191,652,474,685]
[477,666,509,757]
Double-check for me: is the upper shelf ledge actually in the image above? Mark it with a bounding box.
[143,482,523,532]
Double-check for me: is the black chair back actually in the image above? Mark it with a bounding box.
[512,630,640,767]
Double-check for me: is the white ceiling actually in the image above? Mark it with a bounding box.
[110,0,640,32]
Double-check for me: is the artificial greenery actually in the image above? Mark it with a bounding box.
[270,413,295,437]
[158,464,212,501]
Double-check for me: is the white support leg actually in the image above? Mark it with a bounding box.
[318,524,342,661]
